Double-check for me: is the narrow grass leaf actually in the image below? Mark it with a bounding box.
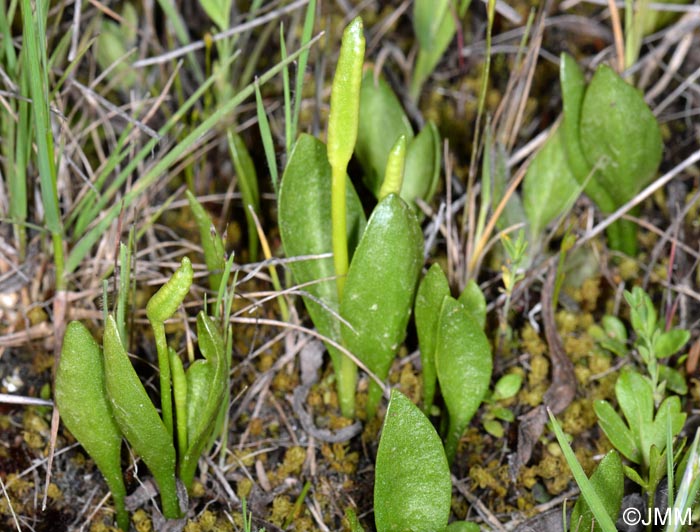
[549,410,618,532]
[291,0,317,150]
[570,451,624,532]
[21,0,65,285]
[255,81,279,196]
[67,35,321,273]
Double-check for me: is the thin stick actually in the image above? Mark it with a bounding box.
[0,393,53,406]
[578,149,700,247]
[0,476,21,531]
[607,0,625,72]
[133,0,310,67]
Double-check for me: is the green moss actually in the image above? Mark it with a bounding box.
[236,477,253,500]
[561,399,598,435]
[275,446,306,479]
[132,509,152,532]
[269,496,293,526]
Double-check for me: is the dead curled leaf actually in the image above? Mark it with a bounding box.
[513,266,577,472]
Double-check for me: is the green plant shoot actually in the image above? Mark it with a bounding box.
[178,312,229,489]
[355,71,441,209]
[278,134,366,417]
[377,134,407,200]
[560,54,663,255]
[327,16,365,299]
[146,257,193,437]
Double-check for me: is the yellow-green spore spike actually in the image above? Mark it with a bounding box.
[146,256,193,437]
[146,256,194,324]
[327,16,365,299]
[378,134,407,201]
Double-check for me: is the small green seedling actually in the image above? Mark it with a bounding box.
[559,54,663,255]
[414,264,492,463]
[520,55,663,257]
[355,71,441,208]
[624,286,690,401]
[278,17,423,419]
[481,373,522,438]
[590,287,690,403]
[55,257,230,529]
[594,369,685,495]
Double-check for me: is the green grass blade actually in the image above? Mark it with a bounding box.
[1,0,29,256]
[549,409,618,532]
[255,80,280,196]
[227,130,260,262]
[66,34,321,274]
[291,0,316,148]
[280,23,293,156]
[21,0,65,288]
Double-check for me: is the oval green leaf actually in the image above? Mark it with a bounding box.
[180,312,229,489]
[102,316,180,518]
[375,390,451,532]
[56,321,128,531]
[278,134,366,373]
[356,71,414,196]
[580,65,663,207]
[579,65,663,254]
[436,296,493,463]
[593,399,640,464]
[340,194,423,418]
[415,263,450,414]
